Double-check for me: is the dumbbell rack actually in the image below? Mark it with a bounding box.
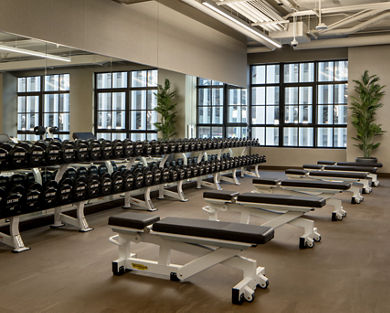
[0,141,263,253]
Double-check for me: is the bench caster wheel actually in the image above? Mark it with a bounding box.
[299,237,314,249]
[112,262,125,276]
[332,212,343,222]
[257,280,269,289]
[351,197,360,204]
[232,289,245,305]
[313,235,321,242]
[245,293,255,303]
[373,181,379,187]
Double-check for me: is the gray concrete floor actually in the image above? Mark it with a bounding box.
[0,171,389,313]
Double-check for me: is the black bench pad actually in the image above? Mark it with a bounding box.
[309,170,368,179]
[152,217,274,244]
[318,161,336,165]
[303,164,323,169]
[281,179,351,190]
[285,169,308,175]
[253,178,280,185]
[203,190,239,201]
[337,161,383,168]
[324,165,377,173]
[109,212,160,229]
[237,193,325,208]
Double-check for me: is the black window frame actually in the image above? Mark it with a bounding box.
[94,69,158,141]
[17,73,71,141]
[249,59,348,149]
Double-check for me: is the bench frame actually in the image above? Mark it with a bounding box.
[109,225,269,304]
[202,196,320,249]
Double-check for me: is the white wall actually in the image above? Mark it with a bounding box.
[348,45,390,172]
[0,0,247,87]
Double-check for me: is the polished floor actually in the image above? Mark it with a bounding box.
[0,171,389,313]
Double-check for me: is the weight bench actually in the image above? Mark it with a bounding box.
[303,164,378,188]
[108,212,274,305]
[202,191,324,249]
[317,161,381,187]
[286,169,368,204]
[252,178,350,221]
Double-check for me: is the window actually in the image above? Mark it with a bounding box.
[17,74,70,141]
[196,79,247,138]
[95,70,158,141]
[250,60,348,148]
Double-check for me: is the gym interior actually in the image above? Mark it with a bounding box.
[0,1,389,312]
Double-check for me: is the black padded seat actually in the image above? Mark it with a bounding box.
[203,190,239,201]
[285,169,308,175]
[281,179,351,190]
[324,165,377,173]
[73,132,95,140]
[109,212,160,229]
[337,161,383,168]
[309,170,367,179]
[236,193,325,208]
[252,178,280,185]
[152,217,274,244]
[303,164,323,169]
[317,161,336,165]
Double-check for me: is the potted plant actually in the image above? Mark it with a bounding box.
[350,70,385,163]
[154,78,177,140]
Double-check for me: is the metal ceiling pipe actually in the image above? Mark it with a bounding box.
[294,34,390,50]
[320,11,390,36]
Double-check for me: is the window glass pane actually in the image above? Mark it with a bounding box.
[317,128,333,147]
[131,90,146,110]
[212,106,223,124]
[334,128,347,147]
[198,88,211,106]
[59,113,69,131]
[98,93,112,110]
[44,94,59,112]
[299,63,314,82]
[212,81,223,86]
[299,87,312,104]
[18,96,26,113]
[266,106,279,124]
[113,72,127,88]
[228,89,239,106]
[266,86,279,105]
[27,76,41,92]
[251,106,265,124]
[335,61,348,81]
[285,106,298,123]
[227,127,244,138]
[334,105,347,124]
[113,92,126,110]
[147,70,158,87]
[212,88,223,106]
[59,94,70,112]
[97,133,111,140]
[131,111,146,130]
[267,65,280,83]
[284,127,298,146]
[45,75,59,91]
[251,87,265,105]
[147,90,157,110]
[112,111,125,129]
[97,73,112,89]
[131,133,146,141]
[146,110,157,130]
[18,78,26,92]
[285,87,298,104]
[335,84,348,104]
[299,105,312,123]
[198,126,210,138]
[26,96,39,112]
[44,113,59,128]
[251,65,265,84]
[26,134,40,141]
[131,71,147,87]
[318,61,334,82]
[17,114,26,130]
[98,111,111,129]
[211,127,223,138]
[266,127,279,145]
[299,128,313,146]
[284,63,298,83]
[252,127,265,145]
[147,133,158,141]
[318,85,334,104]
[198,78,211,86]
[60,74,70,91]
[242,106,248,123]
[228,106,241,123]
[198,107,211,124]
[317,105,333,124]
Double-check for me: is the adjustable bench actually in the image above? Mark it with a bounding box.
[286,169,368,204]
[202,191,324,249]
[317,161,381,186]
[108,212,274,305]
[304,164,378,188]
[252,178,350,221]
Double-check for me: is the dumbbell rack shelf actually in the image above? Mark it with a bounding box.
[0,144,262,253]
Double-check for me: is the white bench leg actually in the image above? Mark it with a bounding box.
[289,218,321,249]
[0,216,30,253]
[327,198,347,221]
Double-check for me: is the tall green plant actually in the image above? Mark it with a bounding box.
[350,70,385,157]
[154,79,177,140]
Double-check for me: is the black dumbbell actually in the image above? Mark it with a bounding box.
[57,178,73,205]
[143,168,153,186]
[88,139,102,160]
[2,183,24,217]
[100,173,112,196]
[150,140,161,156]
[160,167,170,183]
[100,140,113,160]
[122,139,135,158]
[122,170,134,191]
[23,182,42,213]
[134,141,144,156]
[177,167,186,181]
[133,169,145,189]
[17,142,45,167]
[176,141,183,153]
[60,140,76,163]
[143,141,153,156]
[111,171,124,194]
[98,164,109,176]
[168,167,178,182]
[1,142,28,169]
[41,180,58,208]
[37,140,62,165]
[74,140,89,162]
[151,167,162,185]
[72,177,88,201]
[112,140,124,159]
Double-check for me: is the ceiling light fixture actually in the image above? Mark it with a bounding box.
[200,0,282,48]
[315,0,328,30]
[0,45,71,62]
